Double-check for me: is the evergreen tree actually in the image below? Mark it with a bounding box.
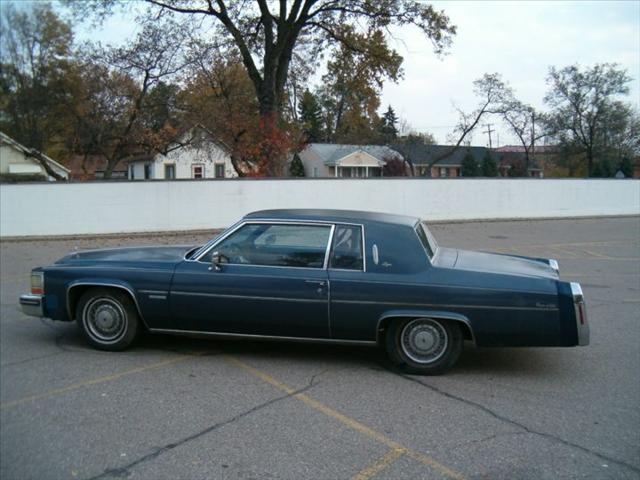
[298,90,324,142]
[461,150,480,177]
[618,157,633,178]
[379,105,399,142]
[289,154,305,177]
[481,151,498,177]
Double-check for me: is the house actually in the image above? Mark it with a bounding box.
[395,143,543,177]
[66,154,128,180]
[0,132,69,181]
[127,126,236,180]
[298,143,404,178]
[394,144,482,177]
[493,145,548,178]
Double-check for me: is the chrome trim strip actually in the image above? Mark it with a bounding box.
[49,266,170,273]
[333,299,558,311]
[66,282,149,328]
[19,294,44,317]
[322,224,336,269]
[187,219,244,261]
[361,223,367,272]
[139,290,169,295]
[148,328,377,346]
[171,291,327,303]
[148,295,167,300]
[193,220,335,264]
[327,277,557,295]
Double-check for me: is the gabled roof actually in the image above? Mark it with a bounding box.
[0,132,70,173]
[306,143,401,166]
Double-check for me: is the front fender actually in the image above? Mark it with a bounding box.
[66,278,146,327]
[376,309,475,345]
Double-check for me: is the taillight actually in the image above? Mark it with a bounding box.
[570,282,589,346]
[30,272,44,295]
[577,302,586,325]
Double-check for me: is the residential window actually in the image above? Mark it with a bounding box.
[203,223,332,269]
[214,163,225,178]
[439,167,447,178]
[313,167,319,177]
[192,164,204,179]
[144,163,151,180]
[164,164,176,179]
[330,225,363,270]
[129,164,135,180]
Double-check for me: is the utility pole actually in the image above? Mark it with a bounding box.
[483,123,495,149]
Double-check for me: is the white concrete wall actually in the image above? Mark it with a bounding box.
[1,179,638,237]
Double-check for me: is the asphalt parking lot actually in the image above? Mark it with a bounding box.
[1,216,639,480]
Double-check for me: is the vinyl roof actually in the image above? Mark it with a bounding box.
[244,209,419,227]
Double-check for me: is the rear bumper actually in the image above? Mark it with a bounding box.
[570,283,590,346]
[19,294,44,317]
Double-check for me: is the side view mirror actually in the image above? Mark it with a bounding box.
[209,251,226,271]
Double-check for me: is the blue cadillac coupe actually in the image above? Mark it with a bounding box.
[20,209,589,374]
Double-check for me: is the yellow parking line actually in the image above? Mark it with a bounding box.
[352,448,405,480]
[579,248,614,260]
[223,355,466,480]
[0,354,195,410]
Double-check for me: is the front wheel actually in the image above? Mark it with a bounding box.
[76,288,140,351]
[385,317,463,375]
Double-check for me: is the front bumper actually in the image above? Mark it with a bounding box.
[19,294,44,317]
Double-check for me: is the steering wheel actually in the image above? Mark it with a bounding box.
[224,243,250,264]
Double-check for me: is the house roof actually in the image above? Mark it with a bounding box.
[393,144,487,167]
[245,209,419,227]
[0,132,70,173]
[306,143,401,166]
[494,145,559,154]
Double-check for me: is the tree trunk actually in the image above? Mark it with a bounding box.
[586,146,594,177]
[26,150,66,181]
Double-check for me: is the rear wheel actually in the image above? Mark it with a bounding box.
[76,288,140,351]
[385,317,463,375]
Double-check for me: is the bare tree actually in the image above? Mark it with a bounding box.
[501,101,547,171]
[428,73,510,171]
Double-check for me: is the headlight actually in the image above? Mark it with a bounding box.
[30,272,44,295]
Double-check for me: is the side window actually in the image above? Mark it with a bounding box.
[330,225,363,270]
[202,223,331,269]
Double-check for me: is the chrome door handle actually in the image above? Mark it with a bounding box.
[305,280,326,287]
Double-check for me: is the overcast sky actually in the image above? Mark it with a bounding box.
[48,1,640,146]
[382,1,640,145]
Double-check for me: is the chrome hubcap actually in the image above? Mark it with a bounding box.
[400,319,448,364]
[83,298,127,343]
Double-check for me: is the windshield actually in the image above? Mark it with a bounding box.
[415,221,438,260]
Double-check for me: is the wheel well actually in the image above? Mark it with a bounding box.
[377,315,474,344]
[67,284,142,322]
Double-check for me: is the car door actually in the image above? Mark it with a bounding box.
[169,222,333,338]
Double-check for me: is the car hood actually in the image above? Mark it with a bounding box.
[437,247,558,279]
[56,245,195,265]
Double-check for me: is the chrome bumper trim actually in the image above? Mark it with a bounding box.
[570,282,589,346]
[19,294,44,318]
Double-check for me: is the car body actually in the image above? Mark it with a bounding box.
[19,209,589,374]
